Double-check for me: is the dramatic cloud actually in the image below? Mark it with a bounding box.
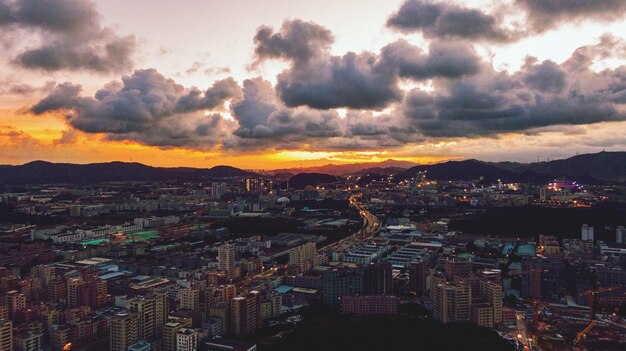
[399,36,626,137]
[387,1,626,42]
[253,19,334,67]
[516,0,626,32]
[31,69,241,148]
[254,20,482,110]
[25,18,626,155]
[227,77,344,148]
[0,0,135,73]
[379,40,481,79]
[387,0,513,42]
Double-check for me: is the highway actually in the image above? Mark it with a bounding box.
[245,194,380,284]
[322,194,380,252]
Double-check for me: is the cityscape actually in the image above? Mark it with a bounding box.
[1,1,626,351]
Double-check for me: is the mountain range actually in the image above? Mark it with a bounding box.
[0,161,255,184]
[1,151,625,185]
[269,159,417,176]
[396,151,626,184]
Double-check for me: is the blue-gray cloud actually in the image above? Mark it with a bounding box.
[0,0,135,73]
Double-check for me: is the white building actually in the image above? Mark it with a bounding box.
[176,328,198,351]
[581,224,594,242]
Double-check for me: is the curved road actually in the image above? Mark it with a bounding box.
[322,194,380,252]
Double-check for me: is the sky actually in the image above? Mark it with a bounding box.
[2,0,626,169]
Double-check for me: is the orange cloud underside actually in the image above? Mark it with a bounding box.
[0,123,449,169]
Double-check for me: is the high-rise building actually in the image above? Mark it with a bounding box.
[433,282,471,323]
[480,280,503,324]
[471,302,494,328]
[363,262,393,295]
[128,296,156,340]
[617,226,625,244]
[109,312,139,351]
[211,182,228,199]
[163,322,184,351]
[66,277,84,308]
[49,325,71,351]
[581,224,594,241]
[208,304,230,335]
[246,178,263,193]
[289,242,316,271]
[230,291,261,336]
[5,290,26,319]
[0,319,12,351]
[444,259,472,280]
[178,288,200,311]
[218,243,236,280]
[153,291,169,336]
[76,280,106,309]
[408,261,427,296]
[323,268,363,305]
[176,328,198,351]
[13,331,43,351]
[47,279,66,304]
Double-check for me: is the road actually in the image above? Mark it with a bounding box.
[244,194,379,284]
[322,194,380,253]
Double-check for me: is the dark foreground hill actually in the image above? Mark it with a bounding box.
[395,159,555,183]
[0,161,255,184]
[260,305,514,351]
[397,151,626,184]
[495,151,626,182]
[289,173,339,190]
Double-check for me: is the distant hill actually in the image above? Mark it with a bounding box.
[353,167,406,176]
[272,159,417,176]
[396,152,626,184]
[289,173,339,190]
[0,161,255,184]
[395,160,555,183]
[494,151,626,182]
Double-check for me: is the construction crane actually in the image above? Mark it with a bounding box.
[578,286,621,322]
[573,321,595,351]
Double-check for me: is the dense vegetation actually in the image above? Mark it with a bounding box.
[450,203,626,241]
[259,305,514,351]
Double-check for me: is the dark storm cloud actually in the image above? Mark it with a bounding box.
[516,0,626,32]
[253,20,483,110]
[399,37,626,138]
[387,0,513,42]
[275,51,403,110]
[30,69,242,148]
[0,0,135,73]
[227,77,343,148]
[175,77,242,113]
[521,59,567,93]
[379,40,481,79]
[387,1,626,43]
[253,19,334,67]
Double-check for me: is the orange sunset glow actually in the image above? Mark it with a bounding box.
[1,0,626,169]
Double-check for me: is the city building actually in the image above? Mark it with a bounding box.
[0,319,12,351]
[230,291,261,336]
[109,312,139,351]
[176,328,199,351]
[323,268,364,305]
[363,261,393,295]
[581,224,594,242]
[218,243,236,280]
[433,282,471,323]
[163,322,184,351]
